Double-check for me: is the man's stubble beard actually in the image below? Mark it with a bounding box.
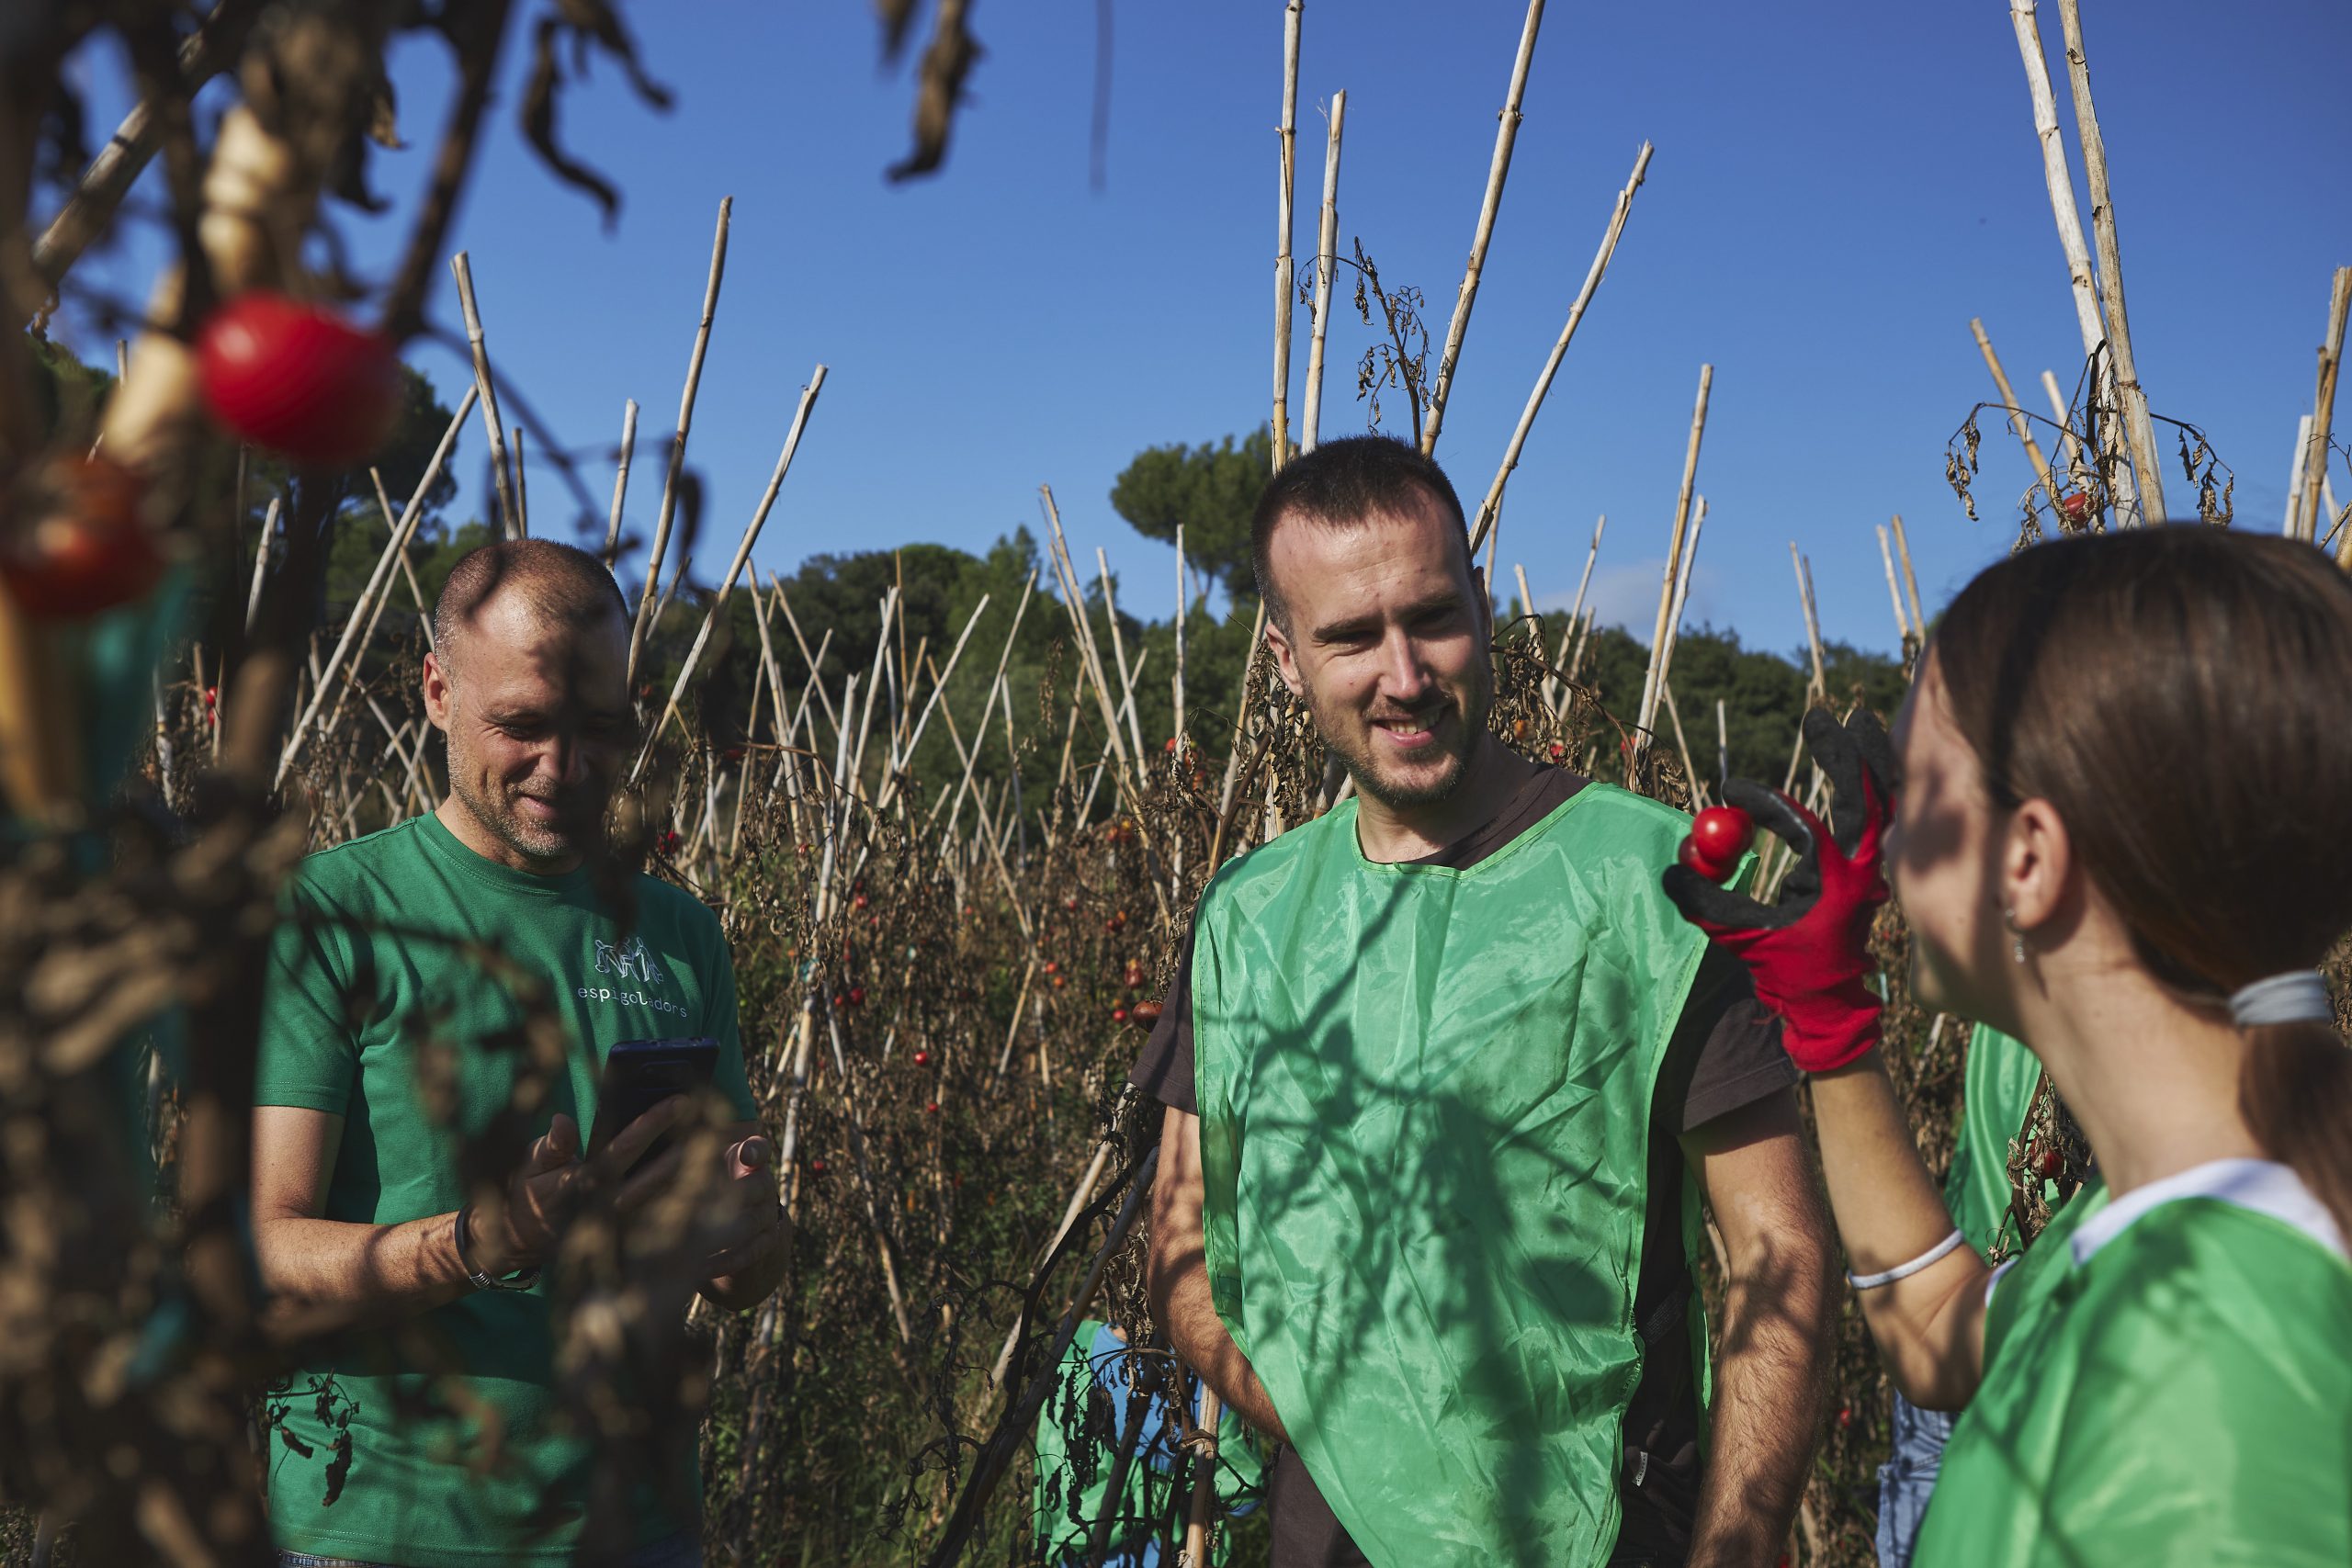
[447,743,604,865]
[1309,660,1495,811]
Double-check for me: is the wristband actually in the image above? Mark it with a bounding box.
[1846,1228,1966,1291]
[455,1202,542,1292]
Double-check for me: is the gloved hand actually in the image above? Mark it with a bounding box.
[1661,707,1896,1073]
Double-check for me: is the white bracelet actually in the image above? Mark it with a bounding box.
[1847,1228,1966,1291]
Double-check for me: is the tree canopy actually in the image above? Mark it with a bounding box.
[1107,425,1272,601]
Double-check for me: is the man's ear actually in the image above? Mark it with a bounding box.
[1264,615,1308,700]
[422,650,454,734]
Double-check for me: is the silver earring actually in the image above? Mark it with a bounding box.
[2004,908,2028,964]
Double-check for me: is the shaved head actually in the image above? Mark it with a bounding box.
[433,538,629,676]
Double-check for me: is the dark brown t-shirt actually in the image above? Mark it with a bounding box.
[1127,767,1794,1567]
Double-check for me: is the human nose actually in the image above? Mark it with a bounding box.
[1375,626,1432,702]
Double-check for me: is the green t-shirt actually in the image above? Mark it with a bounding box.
[1917,1160,2352,1567]
[1941,1024,2048,1257]
[255,810,758,1568]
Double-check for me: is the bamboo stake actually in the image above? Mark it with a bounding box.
[2054,0,2166,524]
[369,470,436,652]
[1421,0,1545,456]
[2300,266,2349,551]
[875,592,992,810]
[1271,1,1304,467]
[1298,91,1346,455]
[1716,698,1730,790]
[1634,365,1712,748]
[772,574,843,741]
[275,389,479,785]
[1182,1381,1227,1564]
[1466,141,1653,555]
[629,197,734,685]
[1970,317,2064,512]
[1890,514,1926,638]
[449,253,518,540]
[1173,524,1187,747]
[2008,0,2132,523]
[1654,498,1705,699]
[243,497,279,637]
[511,424,529,536]
[631,367,828,784]
[604,398,639,560]
[2285,414,2315,540]
[1040,489,1132,777]
[1791,543,1827,699]
[1877,525,1912,649]
[1096,547,1148,776]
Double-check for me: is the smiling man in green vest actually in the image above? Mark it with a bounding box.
[1134,437,1835,1568]
[251,539,788,1567]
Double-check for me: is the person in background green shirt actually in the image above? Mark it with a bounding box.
[252,539,789,1568]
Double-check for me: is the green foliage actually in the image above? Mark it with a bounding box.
[24,330,114,446]
[1498,595,1906,782]
[1108,427,1272,600]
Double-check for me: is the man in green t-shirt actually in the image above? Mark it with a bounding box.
[252,539,787,1568]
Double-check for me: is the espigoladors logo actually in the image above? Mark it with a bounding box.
[579,935,689,1017]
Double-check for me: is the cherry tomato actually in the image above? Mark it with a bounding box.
[1690,805,1755,865]
[2057,491,2094,525]
[197,293,403,467]
[847,987,866,1007]
[1112,1006,1128,1023]
[1131,1000,1164,1028]
[913,1049,933,1067]
[2030,1145,2064,1180]
[1164,736,1179,753]
[0,457,164,619]
[1678,835,1736,884]
[924,1100,939,1115]
[1547,741,1566,761]
[808,1156,827,1174]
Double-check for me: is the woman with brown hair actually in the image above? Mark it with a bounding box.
[1664,526,2352,1565]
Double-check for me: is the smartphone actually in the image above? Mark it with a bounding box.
[584,1036,721,1171]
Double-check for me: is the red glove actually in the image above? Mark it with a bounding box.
[1661,708,1894,1073]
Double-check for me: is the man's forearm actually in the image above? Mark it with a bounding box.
[254,1213,474,1334]
[1156,1252,1288,1443]
[1688,1244,1832,1568]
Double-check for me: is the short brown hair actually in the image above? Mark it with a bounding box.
[1250,435,1471,631]
[1935,525,2352,1234]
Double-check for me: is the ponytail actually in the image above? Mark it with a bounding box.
[2239,1021,2352,1242]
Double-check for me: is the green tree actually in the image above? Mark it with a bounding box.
[1108,426,1272,600]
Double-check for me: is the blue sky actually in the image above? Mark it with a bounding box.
[52,0,2352,659]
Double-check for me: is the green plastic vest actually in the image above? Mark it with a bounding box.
[1192,785,1714,1567]
[1917,1169,2352,1567]
[1942,1024,2051,1256]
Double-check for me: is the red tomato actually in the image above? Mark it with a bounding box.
[2057,491,2094,525]
[847,987,866,1007]
[0,457,164,619]
[1112,1006,1128,1023]
[196,292,402,466]
[1164,736,1179,753]
[1690,805,1755,865]
[2031,1145,2064,1179]
[924,1100,940,1115]
[808,1156,827,1174]
[1678,835,1735,884]
[913,1049,933,1067]
[1547,741,1565,761]
[1131,1000,1164,1027]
